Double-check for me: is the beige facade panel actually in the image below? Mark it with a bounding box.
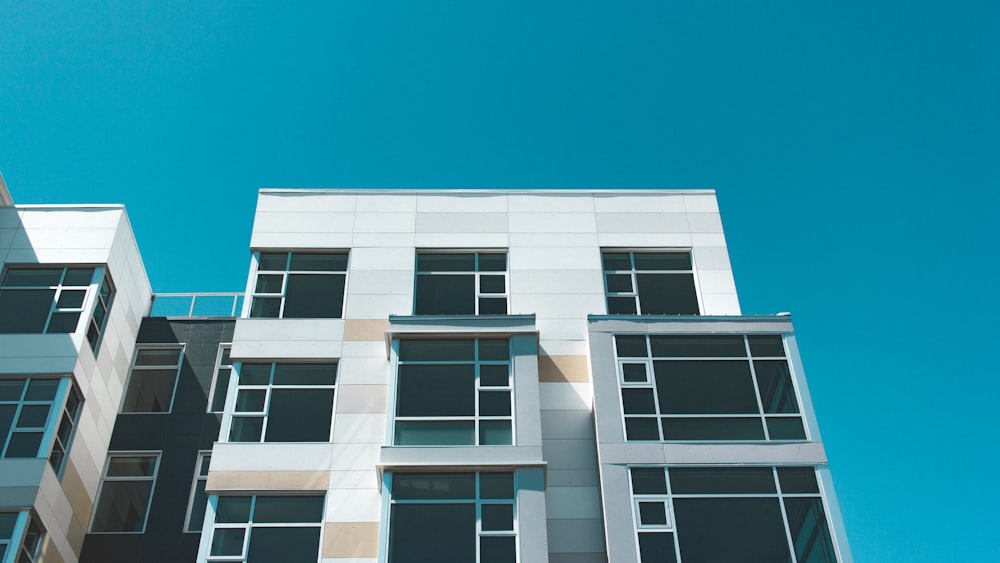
[537,354,590,383]
[322,522,381,558]
[344,319,390,341]
[60,460,94,534]
[206,470,330,491]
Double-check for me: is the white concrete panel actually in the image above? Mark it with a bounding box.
[329,470,382,489]
[345,270,414,295]
[540,410,596,440]
[508,232,600,247]
[252,211,356,233]
[324,487,383,521]
[0,228,15,253]
[0,207,20,227]
[249,232,355,249]
[595,212,690,233]
[683,193,720,212]
[546,519,606,553]
[211,443,336,471]
[697,269,738,294]
[596,232,695,248]
[333,414,386,444]
[232,340,345,359]
[415,194,507,212]
[542,439,598,470]
[6,248,111,264]
[353,213,416,233]
[348,247,414,271]
[701,293,742,316]
[512,293,606,318]
[691,246,733,270]
[415,212,508,233]
[509,247,601,271]
[12,228,118,250]
[341,342,387,359]
[330,444,381,470]
[593,194,686,212]
[414,233,510,247]
[508,193,595,213]
[535,318,590,341]
[539,382,592,411]
[508,213,597,233]
[321,559,378,563]
[344,294,413,318]
[691,233,729,246]
[545,487,603,519]
[352,233,416,248]
[355,194,417,212]
[17,208,123,230]
[257,193,358,213]
[687,212,724,233]
[537,340,590,357]
[234,319,345,344]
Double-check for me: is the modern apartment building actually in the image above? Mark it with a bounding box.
[0,188,852,563]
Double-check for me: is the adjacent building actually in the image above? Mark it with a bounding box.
[0,189,852,563]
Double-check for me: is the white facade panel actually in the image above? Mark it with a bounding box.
[257,192,358,213]
[545,486,604,519]
[508,212,597,233]
[324,488,383,522]
[353,212,417,233]
[595,212,691,233]
[415,212,508,233]
[592,194,687,212]
[507,193,596,213]
[539,382,593,411]
[414,194,508,212]
[347,247,414,271]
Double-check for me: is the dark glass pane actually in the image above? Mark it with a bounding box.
[253,496,324,523]
[57,290,86,308]
[249,297,281,318]
[601,252,631,270]
[122,369,177,412]
[91,300,107,326]
[480,275,506,294]
[188,481,208,531]
[784,498,837,563]
[257,252,289,271]
[2,269,62,286]
[639,501,668,525]
[394,421,475,445]
[25,379,59,400]
[221,348,232,364]
[392,473,476,500]
[135,349,181,366]
[622,363,648,382]
[46,312,80,332]
[622,388,657,414]
[4,433,42,457]
[639,533,677,563]
[0,289,54,333]
[210,528,245,556]
[480,473,515,499]
[607,296,637,314]
[57,414,74,443]
[0,512,15,537]
[0,379,26,400]
[0,406,14,442]
[480,364,510,386]
[480,536,516,563]
[283,274,345,318]
[625,418,661,440]
[210,369,231,411]
[479,391,511,416]
[399,340,475,361]
[755,361,799,414]
[767,417,807,440]
[107,456,157,476]
[290,252,347,272]
[661,417,765,440]
[265,389,334,442]
[778,468,820,494]
[229,417,263,442]
[634,252,691,271]
[49,443,65,470]
[605,273,633,292]
[636,274,699,315]
[479,420,513,445]
[239,364,272,385]
[64,268,95,285]
[200,455,212,475]
[397,365,474,416]
[630,468,667,494]
[674,498,791,563]
[477,253,507,272]
[273,363,337,385]
[478,339,510,361]
[389,504,475,563]
[248,526,321,563]
[654,361,758,414]
[65,387,82,418]
[215,496,252,523]
[16,405,50,427]
[415,275,475,315]
[670,467,776,494]
[482,504,514,531]
[417,253,476,272]
[650,335,747,358]
[478,297,508,315]
[615,335,648,358]
[255,273,283,293]
[91,481,153,532]
[748,335,786,357]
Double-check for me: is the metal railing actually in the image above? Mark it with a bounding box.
[150,293,244,318]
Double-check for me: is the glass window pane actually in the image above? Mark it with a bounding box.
[784,498,837,563]
[480,275,506,294]
[633,252,691,271]
[654,361,759,414]
[479,391,511,416]
[478,297,508,315]
[135,349,181,366]
[479,420,513,445]
[25,379,59,401]
[265,389,334,442]
[754,361,799,414]
[215,497,252,523]
[748,335,786,357]
[3,269,60,286]
[477,253,507,272]
[622,363,648,382]
[4,433,43,457]
[767,417,807,440]
[673,498,791,562]
[605,273,633,292]
[188,481,208,531]
[389,504,475,563]
[91,481,153,532]
[257,253,288,271]
[615,336,648,358]
[669,468,776,494]
[399,340,475,362]
[777,468,820,494]
[253,496,324,523]
[273,363,337,385]
[622,388,656,414]
[394,421,475,445]
[478,339,510,361]
[479,536,516,563]
[392,473,476,500]
[239,364,272,385]
[122,369,177,412]
[397,365,474,417]
[636,274,699,315]
[0,289,54,333]
[479,364,510,387]
[46,312,81,332]
[64,268,95,286]
[607,296,637,314]
[639,501,668,525]
[0,512,16,537]
[249,297,280,318]
[107,456,157,477]
[229,417,263,442]
[415,275,475,315]
[601,252,631,270]
[210,369,231,412]
[0,406,15,441]
[16,405,50,427]
[247,526,321,563]
[625,418,661,440]
[630,468,667,494]
[480,473,515,499]
[417,253,475,272]
[481,504,514,531]
[283,274,345,318]
[255,274,283,293]
[290,252,348,272]
[210,528,245,556]
[0,379,26,400]
[57,290,87,308]
[639,532,677,563]
[650,335,746,358]
[661,417,765,441]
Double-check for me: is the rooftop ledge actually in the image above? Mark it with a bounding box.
[258,188,717,196]
[587,314,796,334]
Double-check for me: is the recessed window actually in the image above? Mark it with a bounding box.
[228,363,337,443]
[629,466,838,563]
[0,378,69,462]
[208,345,233,413]
[48,384,82,476]
[415,252,508,315]
[90,453,160,533]
[602,251,699,315]
[207,495,323,563]
[0,511,46,563]
[616,334,806,441]
[388,472,516,563]
[121,347,184,413]
[249,252,348,318]
[0,266,115,352]
[185,452,212,533]
[393,339,512,446]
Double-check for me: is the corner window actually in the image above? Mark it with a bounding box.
[0,377,77,469]
[616,334,805,441]
[0,511,46,563]
[0,266,115,351]
[602,251,699,315]
[185,452,211,533]
[121,347,184,413]
[249,252,348,318]
[208,345,233,413]
[48,384,82,476]
[629,466,838,563]
[393,339,512,446]
[207,495,323,563]
[415,252,508,315]
[90,453,160,533]
[228,363,337,443]
[388,472,516,563]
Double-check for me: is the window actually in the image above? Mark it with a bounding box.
[415,252,508,315]
[48,384,82,476]
[0,266,115,351]
[208,345,233,413]
[629,466,838,563]
[228,363,336,443]
[0,512,45,563]
[207,495,323,563]
[0,378,77,466]
[393,339,512,446]
[185,452,212,533]
[388,472,516,563]
[249,252,347,318]
[121,347,184,413]
[602,251,699,315]
[90,453,160,533]
[616,334,805,441]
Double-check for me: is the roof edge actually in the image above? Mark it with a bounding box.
[257,188,717,196]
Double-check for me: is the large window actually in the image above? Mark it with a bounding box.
[207,495,323,563]
[90,453,160,533]
[208,345,233,413]
[0,377,80,475]
[393,339,512,446]
[228,363,337,443]
[388,472,516,563]
[185,452,211,533]
[629,466,838,563]
[0,266,115,351]
[602,251,699,315]
[121,347,184,413]
[249,252,347,318]
[0,511,45,563]
[415,252,508,315]
[616,334,806,441]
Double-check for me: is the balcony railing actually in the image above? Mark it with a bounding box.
[150,293,244,318]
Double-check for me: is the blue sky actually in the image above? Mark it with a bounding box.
[2,1,998,560]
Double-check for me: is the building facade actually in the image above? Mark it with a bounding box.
[0,189,852,563]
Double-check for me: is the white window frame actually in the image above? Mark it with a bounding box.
[120,345,185,414]
[89,451,161,534]
[201,494,325,563]
[48,381,82,478]
[413,250,510,315]
[0,377,72,463]
[248,251,349,319]
[207,344,233,413]
[183,451,212,533]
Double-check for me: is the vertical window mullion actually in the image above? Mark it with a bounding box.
[744,336,771,440]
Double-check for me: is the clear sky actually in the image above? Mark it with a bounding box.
[2,1,998,561]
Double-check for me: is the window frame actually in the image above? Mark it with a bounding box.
[413,250,510,316]
[248,251,349,319]
[89,452,161,534]
[48,381,82,478]
[207,344,233,413]
[0,377,73,465]
[0,510,46,563]
[601,250,701,316]
[204,494,325,563]
[119,345,185,414]
[184,451,212,533]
